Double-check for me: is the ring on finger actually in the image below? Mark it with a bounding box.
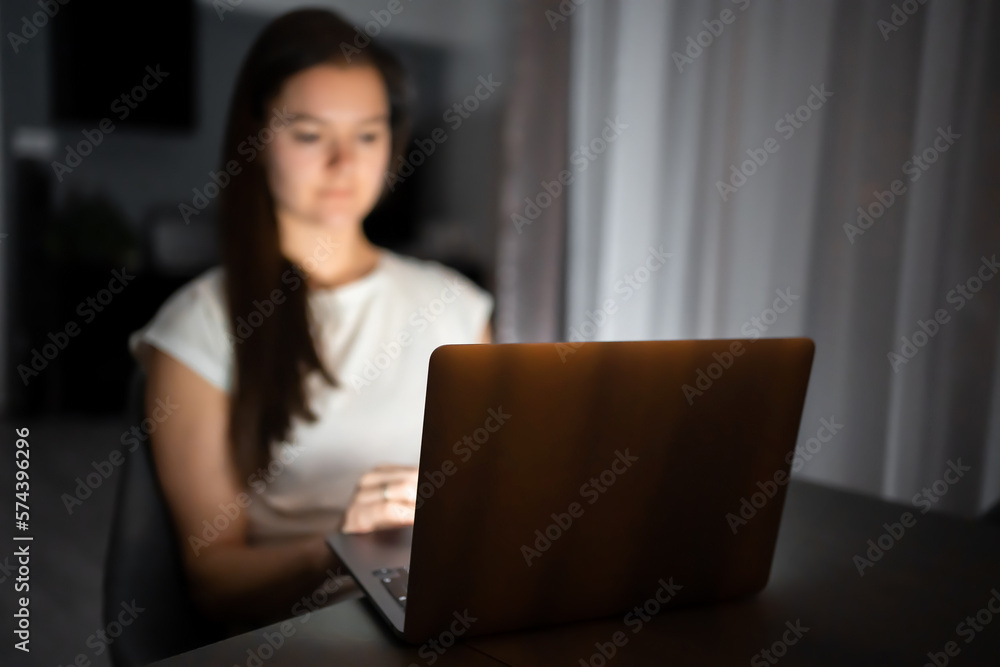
[381,482,389,501]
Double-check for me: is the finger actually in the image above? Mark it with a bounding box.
[357,468,419,489]
[355,480,418,505]
[369,500,415,530]
[357,475,418,495]
[368,463,418,473]
[342,500,415,533]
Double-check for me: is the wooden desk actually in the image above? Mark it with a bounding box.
[152,480,1000,666]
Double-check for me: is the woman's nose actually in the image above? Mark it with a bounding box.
[326,140,355,170]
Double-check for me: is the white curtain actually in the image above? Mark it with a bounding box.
[562,0,1000,516]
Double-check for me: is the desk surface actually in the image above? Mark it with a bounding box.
[152,480,1000,666]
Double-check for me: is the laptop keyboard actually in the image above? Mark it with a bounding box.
[373,566,409,608]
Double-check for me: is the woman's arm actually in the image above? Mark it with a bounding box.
[144,347,338,628]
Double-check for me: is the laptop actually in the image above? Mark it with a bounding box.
[327,338,815,643]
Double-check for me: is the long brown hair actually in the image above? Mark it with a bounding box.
[218,9,412,480]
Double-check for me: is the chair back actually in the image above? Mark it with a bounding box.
[103,368,227,666]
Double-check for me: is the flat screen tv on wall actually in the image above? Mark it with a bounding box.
[49,0,196,131]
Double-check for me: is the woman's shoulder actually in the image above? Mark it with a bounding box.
[381,250,489,301]
[170,265,227,306]
[145,265,230,331]
[128,265,233,391]
[379,250,494,340]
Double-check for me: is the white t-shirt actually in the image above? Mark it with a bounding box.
[128,248,493,542]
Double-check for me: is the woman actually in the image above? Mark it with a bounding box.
[128,8,493,631]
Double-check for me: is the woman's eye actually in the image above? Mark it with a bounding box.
[359,132,379,143]
[294,133,320,143]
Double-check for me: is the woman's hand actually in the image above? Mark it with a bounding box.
[341,464,419,533]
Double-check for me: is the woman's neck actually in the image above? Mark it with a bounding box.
[278,217,382,290]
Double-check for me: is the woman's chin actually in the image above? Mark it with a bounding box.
[310,208,361,229]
